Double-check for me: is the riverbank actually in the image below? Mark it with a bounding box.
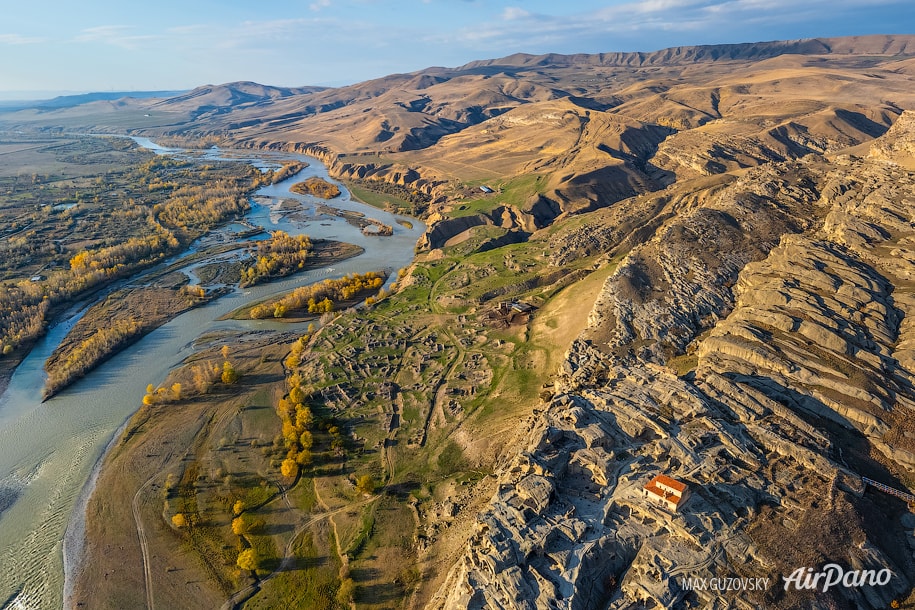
[0,289,122,403]
[224,269,387,321]
[62,404,133,609]
[0,137,424,609]
[69,332,296,609]
[43,239,362,399]
[42,281,227,400]
[0,359,14,399]
[0,243,238,402]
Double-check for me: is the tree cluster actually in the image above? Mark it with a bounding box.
[189,360,220,395]
[142,382,183,406]
[239,231,313,287]
[347,177,431,216]
[1,222,175,356]
[283,325,315,369]
[0,298,47,356]
[249,271,385,320]
[252,161,308,187]
[274,378,346,480]
[154,186,249,237]
[276,375,323,480]
[290,177,341,199]
[44,317,143,397]
[0,155,263,359]
[69,228,179,277]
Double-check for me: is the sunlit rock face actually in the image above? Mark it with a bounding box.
[431,113,915,610]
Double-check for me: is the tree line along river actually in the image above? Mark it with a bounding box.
[0,138,424,609]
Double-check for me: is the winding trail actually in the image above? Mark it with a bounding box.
[219,496,376,610]
[0,140,424,609]
[133,472,162,610]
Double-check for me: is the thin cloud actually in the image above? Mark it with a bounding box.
[74,25,132,42]
[209,16,400,51]
[502,7,531,20]
[73,25,163,50]
[166,24,210,36]
[64,16,406,59]
[0,33,45,45]
[431,0,914,52]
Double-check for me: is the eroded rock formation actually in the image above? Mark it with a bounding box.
[432,114,915,610]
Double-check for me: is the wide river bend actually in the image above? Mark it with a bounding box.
[0,139,424,609]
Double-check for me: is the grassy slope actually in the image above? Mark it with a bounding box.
[72,155,627,608]
[345,182,412,211]
[447,174,546,218]
[281,218,623,608]
[73,336,295,609]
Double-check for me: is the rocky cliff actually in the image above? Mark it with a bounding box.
[430,114,915,609]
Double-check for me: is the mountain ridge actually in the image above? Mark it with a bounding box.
[18,33,915,609]
[457,34,915,71]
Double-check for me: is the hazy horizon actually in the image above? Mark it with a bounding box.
[0,88,190,102]
[2,0,914,100]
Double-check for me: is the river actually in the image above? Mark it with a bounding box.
[0,140,424,609]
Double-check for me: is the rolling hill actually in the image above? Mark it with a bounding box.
[9,33,915,610]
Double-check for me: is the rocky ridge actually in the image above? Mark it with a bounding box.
[430,114,915,609]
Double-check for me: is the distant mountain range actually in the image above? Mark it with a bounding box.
[0,90,189,111]
[4,34,915,224]
[15,33,915,610]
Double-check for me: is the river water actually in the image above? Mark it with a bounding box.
[0,140,424,609]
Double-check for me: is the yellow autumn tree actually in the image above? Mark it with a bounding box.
[289,385,306,405]
[281,458,299,478]
[221,361,239,384]
[282,419,298,442]
[171,513,188,528]
[296,449,312,467]
[237,548,259,571]
[355,474,376,496]
[231,516,248,535]
[295,406,314,430]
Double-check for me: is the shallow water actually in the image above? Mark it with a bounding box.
[0,141,423,609]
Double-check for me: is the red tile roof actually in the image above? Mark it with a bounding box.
[652,474,687,493]
[644,482,686,508]
[645,485,679,503]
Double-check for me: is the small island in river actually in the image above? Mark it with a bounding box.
[290,177,341,199]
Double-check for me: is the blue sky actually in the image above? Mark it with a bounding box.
[0,0,913,98]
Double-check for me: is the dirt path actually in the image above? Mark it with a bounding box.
[133,473,160,610]
[423,327,464,445]
[383,405,399,482]
[311,478,348,578]
[219,497,374,610]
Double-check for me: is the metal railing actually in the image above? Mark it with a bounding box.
[862,476,915,504]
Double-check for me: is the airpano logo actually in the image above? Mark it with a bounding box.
[782,564,893,592]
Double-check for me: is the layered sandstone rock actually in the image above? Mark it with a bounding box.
[432,112,915,610]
